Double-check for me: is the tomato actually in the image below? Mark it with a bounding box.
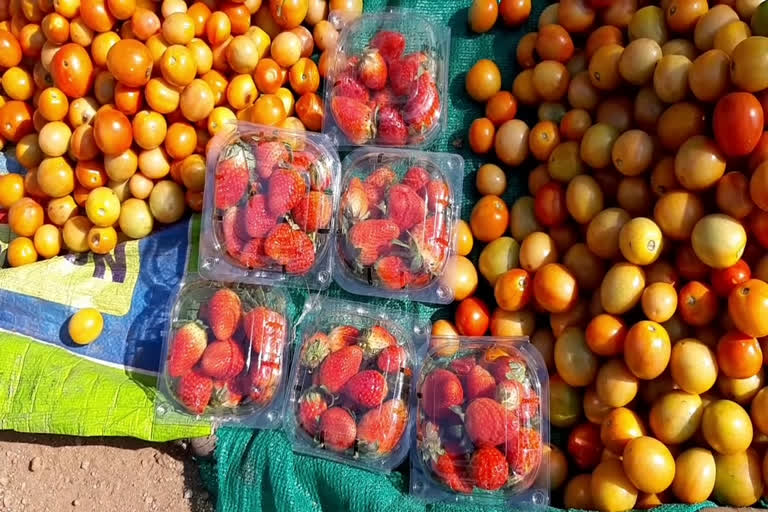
[468,117,495,155]
[455,296,490,336]
[641,282,677,324]
[490,308,535,337]
[624,320,670,380]
[729,279,768,338]
[469,195,509,242]
[269,0,307,28]
[102,38,152,89]
[677,281,717,327]
[75,159,107,190]
[713,448,763,507]
[50,43,94,98]
[294,92,323,132]
[623,437,675,495]
[8,197,44,237]
[288,57,319,95]
[596,358,638,408]
[702,399,753,455]
[534,181,567,227]
[187,2,211,36]
[80,0,115,32]
[221,1,250,34]
[568,422,602,470]
[37,156,74,197]
[717,330,763,379]
[7,237,38,267]
[0,100,34,142]
[87,225,117,254]
[68,308,104,345]
[529,120,560,161]
[92,107,131,156]
[179,78,215,122]
[33,224,62,259]
[162,12,194,45]
[0,29,22,68]
[532,263,578,314]
[465,59,501,102]
[711,260,751,297]
[731,36,768,93]
[717,171,755,220]
[107,0,135,19]
[131,8,160,40]
[555,327,598,387]
[85,186,121,227]
[601,263,645,315]
[0,173,24,209]
[493,268,531,312]
[600,407,646,455]
[247,93,286,125]
[712,92,764,157]
[649,391,704,445]
[564,474,594,510]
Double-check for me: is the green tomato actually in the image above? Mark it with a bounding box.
[478,236,520,286]
[549,374,582,428]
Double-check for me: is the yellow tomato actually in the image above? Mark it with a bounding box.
[441,255,478,301]
[68,308,104,345]
[85,186,121,227]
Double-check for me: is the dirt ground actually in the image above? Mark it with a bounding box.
[0,431,214,512]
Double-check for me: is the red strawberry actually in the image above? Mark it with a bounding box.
[268,169,306,217]
[300,331,331,369]
[426,180,451,212]
[207,288,242,340]
[410,215,450,273]
[316,345,364,393]
[347,219,400,266]
[328,325,359,352]
[421,369,464,420]
[341,177,369,220]
[465,365,496,401]
[389,52,429,96]
[343,370,388,408]
[495,379,524,411]
[243,306,286,355]
[376,344,407,373]
[238,238,270,269]
[358,325,396,359]
[263,223,315,274]
[491,356,527,383]
[256,141,289,178]
[388,184,426,231]
[370,30,406,63]
[221,207,249,258]
[370,88,396,110]
[291,150,315,173]
[465,397,519,448]
[403,72,439,127]
[200,339,246,380]
[291,191,332,232]
[470,446,509,491]
[178,370,213,415]
[357,399,408,455]
[318,407,356,452]
[364,182,385,213]
[244,361,281,404]
[402,166,430,193]
[506,427,543,477]
[168,322,207,378]
[374,255,413,290]
[375,106,407,146]
[331,96,374,145]
[214,157,250,209]
[434,453,473,494]
[365,166,397,189]
[297,389,328,436]
[212,379,244,408]
[333,71,370,102]
[245,195,277,238]
[450,356,477,377]
[358,49,387,90]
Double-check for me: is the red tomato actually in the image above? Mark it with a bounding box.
[676,245,710,281]
[678,281,718,327]
[712,260,752,297]
[534,181,568,227]
[455,296,491,336]
[50,43,94,98]
[717,330,763,379]
[567,422,603,470]
[713,92,764,157]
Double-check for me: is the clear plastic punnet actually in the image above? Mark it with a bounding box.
[410,336,550,507]
[200,121,341,290]
[157,276,290,428]
[283,297,427,473]
[333,147,463,304]
[322,9,450,149]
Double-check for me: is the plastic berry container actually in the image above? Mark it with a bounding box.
[322,9,450,148]
[283,297,426,473]
[199,122,341,290]
[333,147,463,304]
[157,276,291,427]
[410,336,549,506]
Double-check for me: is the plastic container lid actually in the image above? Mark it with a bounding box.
[157,277,290,427]
[410,336,550,505]
[199,122,341,290]
[283,297,426,473]
[322,9,450,148]
[333,147,463,304]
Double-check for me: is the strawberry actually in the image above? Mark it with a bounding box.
[316,345,364,393]
[426,180,451,212]
[364,182,385,213]
[221,207,249,258]
[168,322,207,378]
[243,306,286,355]
[495,379,523,411]
[358,49,387,90]
[358,325,396,359]
[374,255,413,290]
[402,166,430,194]
[375,106,407,146]
[403,72,439,128]
[370,88,396,110]
[268,169,306,217]
[410,215,450,274]
[300,331,331,369]
[388,184,426,231]
[370,30,406,63]
[207,288,242,340]
[244,361,281,404]
[341,177,369,220]
[465,397,519,448]
[490,356,527,383]
[328,325,359,352]
[214,157,250,210]
[365,166,397,189]
[376,344,406,373]
[469,446,509,491]
[318,407,356,452]
[297,389,329,436]
[200,339,246,380]
[421,369,464,420]
[434,453,473,494]
[178,369,213,415]
[237,238,270,269]
[450,356,477,377]
[291,191,332,232]
[256,141,289,178]
[389,52,429,96]
[291,150,316,173]
[308,158,332,192]
[347,219,400,266]
[263,223,315,274]
[465,365,496,401]
[343,370,388,408]
[331,96,374,145]
[244,195,277,238]
[357,399,408,455]
[506,427,543,477]
[212,378,244,408]
[333,71,370,102]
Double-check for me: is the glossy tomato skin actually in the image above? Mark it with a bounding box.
[717,330,763,379]
[568,422,603,470]
[712,260,752,297]
[729,279,768,338]
[714,92,764,157]
[51,43,94,98]
[455,296,491,336]
[535,181,568,227]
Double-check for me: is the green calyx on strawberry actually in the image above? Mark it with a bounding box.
[300,331,331,369]
[212,379,244,408]
[357,325,396,359]
[168,322,207,378]
[490,356,528,384]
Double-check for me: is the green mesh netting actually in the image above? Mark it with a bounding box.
[200,1,720,510]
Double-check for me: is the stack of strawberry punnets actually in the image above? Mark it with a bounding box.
[164,284,287,419]
[414,340,545,498]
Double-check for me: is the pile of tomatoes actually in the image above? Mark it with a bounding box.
[440,0,768,510]
[0,0,361,266]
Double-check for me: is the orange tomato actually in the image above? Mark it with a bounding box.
[717,330,763,379]
[469,117,495,154]
[0,29,22,68]
[7,237,38,266]
[41,12,70,44]
[8,197,44,237]
[288,57,319,95]
[270,0,307,28]
[470,195,509,242]
[678,281,718,327]
[533,262,579,313]
[106,38,153,87]
[295,92,323,131]
[187,2,211,36]
[50,43,94,98]
[0,100,34,142]
[93,107,132,155]
[179,78,215,122]
[253,57,284,94]
[499,0,531,27]
[106,0,135,19]
[75,159,108,189]
[164,122,196,159]
[0,173,25,209]
[247,93,286,125]
[485,90,518,125]
[221,1,250,34]
[37,87,69,121]
[131,8,160,40]
[729,279,768,338]
[494,268,532,312]
[144,77,180,113]
[624,321,671,380]
[34,224,62,259]
[205,11,231,45]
